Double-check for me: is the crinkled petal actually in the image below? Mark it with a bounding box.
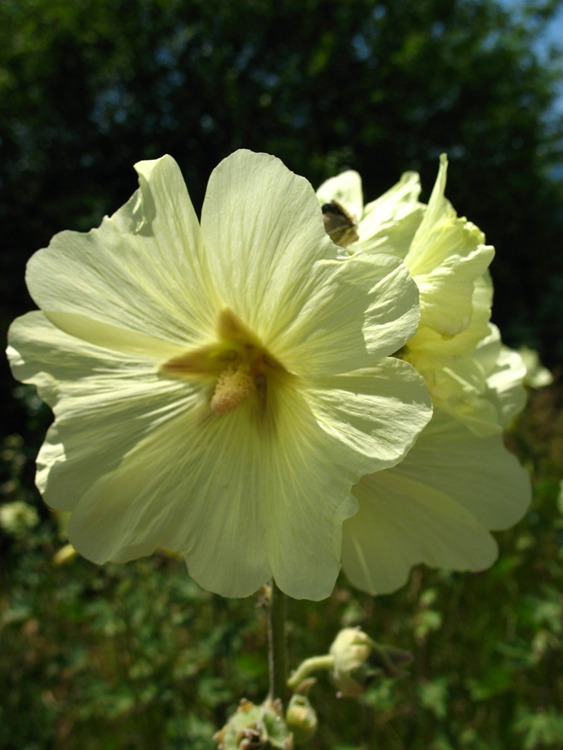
[423,325,526,436]
[26,155,218,353]
[475,328,527,426]
[354,172,425,258]
[316,170,364,221]
[424,357,502,437]
[304,358,432,475]
[439,392,501,437]
[68,406,272,598]
[7,312,192,510]
[342,411,530,594]
[414,249,494,337]
[272,253,421,376]
[406,273,493,365]
[404,155,494,336]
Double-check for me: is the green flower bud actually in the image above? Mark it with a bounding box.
[214,698,294,750]
[285,695,317,745]
[329,627,413,698]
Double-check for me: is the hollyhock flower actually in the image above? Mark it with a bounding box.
[318,160,531,595]
[8,150,432,600]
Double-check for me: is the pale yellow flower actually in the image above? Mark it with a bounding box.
[8,150,432,600]
[317,155,494,338]
[318,161,531,595]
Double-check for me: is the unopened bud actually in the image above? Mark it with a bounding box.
[329,627,413,698]
[285,695,317,745]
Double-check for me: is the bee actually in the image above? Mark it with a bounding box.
[321,200,359,248]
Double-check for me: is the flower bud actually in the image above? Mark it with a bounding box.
[213,698,294,750]
[285,695,317,745]
[329,627,413,698]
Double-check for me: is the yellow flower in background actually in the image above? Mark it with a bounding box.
[317,154,494,338]
[317,167,424,257]
[8,150,432,600]
[318,158,531,595]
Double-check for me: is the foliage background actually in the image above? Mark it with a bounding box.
[1,0,563,748]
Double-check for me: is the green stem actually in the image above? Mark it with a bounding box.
[287,655,335,690]
[268,579,287,707]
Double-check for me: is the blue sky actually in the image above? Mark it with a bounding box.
[500,0,563,112]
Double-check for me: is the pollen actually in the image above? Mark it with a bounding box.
[210,366,256,416]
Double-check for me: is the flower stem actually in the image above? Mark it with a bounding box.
[268,579,287,707]
[287,655,335,690]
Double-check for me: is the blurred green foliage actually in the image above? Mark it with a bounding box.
[2,0,563,747]
[1,384,563,749]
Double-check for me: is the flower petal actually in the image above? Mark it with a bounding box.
[66,381,365,600]
[404,155,494,336]
[406,273,493,366]
[342,471,498,596]
[519,346,553,389]
[394,410,531,528]
[67,405,273,598]
[305,358,433,475]
[412,323,527,437]
[475,327,527,426]
[8,312,193,510]
[200,150,337,340]
[201,150,421,376]
[341,410,531,595]
[26,155,218,354]
[354,171,425,258]
[272,252,421,376]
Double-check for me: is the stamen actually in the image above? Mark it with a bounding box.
[210,366,256,416]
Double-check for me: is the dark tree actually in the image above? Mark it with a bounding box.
[1,0,563,436]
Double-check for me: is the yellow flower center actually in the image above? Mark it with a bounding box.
[159,309,287,417]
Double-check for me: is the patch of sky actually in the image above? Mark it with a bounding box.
[90,86,134,133]
[250,70,281,89]
[431,21,445,39]
[498,0,563,112]
[234,43,255,71]
[480,28,503,53]
[154,23,193,68]
[200,114,215,133]
[155,46,176,68]
[351,33,371,62]
[372,5,386,21]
